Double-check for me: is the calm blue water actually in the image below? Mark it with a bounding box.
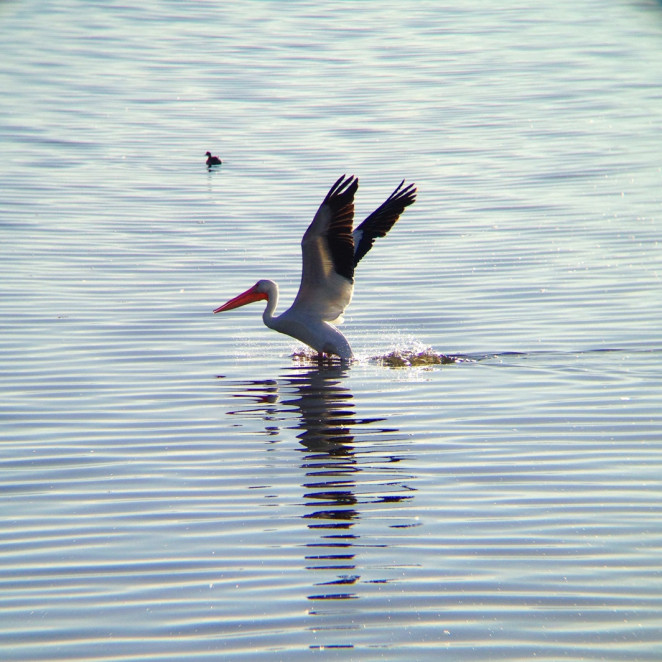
[2,1,662,660]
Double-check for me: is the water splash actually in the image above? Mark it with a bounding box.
[292,339,456,367]
[291,348,345,364]
[369,336,456,367]
[374,348,455,367]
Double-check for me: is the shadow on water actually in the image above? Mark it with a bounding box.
[220,364,416,620]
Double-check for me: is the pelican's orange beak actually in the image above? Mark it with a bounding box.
[213,284,267,313]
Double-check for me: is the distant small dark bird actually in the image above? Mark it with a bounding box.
[205,151,222,167]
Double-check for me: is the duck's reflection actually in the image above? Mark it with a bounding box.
[223,363,415,609]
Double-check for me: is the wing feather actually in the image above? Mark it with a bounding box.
[290,175,358,323]
[353,179,417,266]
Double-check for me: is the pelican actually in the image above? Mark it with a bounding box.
[214,175,416,360]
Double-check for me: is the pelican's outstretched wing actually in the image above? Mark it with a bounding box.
[290,175,359,324]
[353,179,417,266]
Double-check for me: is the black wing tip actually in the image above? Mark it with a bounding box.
[390,179,417,205]
[322,175,359,283]
[351,178,417,267]
[327,175,416,204]
[326,174,359,202]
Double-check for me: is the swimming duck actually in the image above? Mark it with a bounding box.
[206,151,222,167]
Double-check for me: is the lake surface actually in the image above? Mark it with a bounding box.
[2,1,662,660]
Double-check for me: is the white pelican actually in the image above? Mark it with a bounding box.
[213,175,417,360]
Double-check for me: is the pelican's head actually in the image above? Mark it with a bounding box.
[213,280,271,313]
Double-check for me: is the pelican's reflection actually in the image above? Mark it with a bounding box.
[222,363,415,608]
[286,366,362,599]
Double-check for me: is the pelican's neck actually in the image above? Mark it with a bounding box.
[261,279,280,328]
